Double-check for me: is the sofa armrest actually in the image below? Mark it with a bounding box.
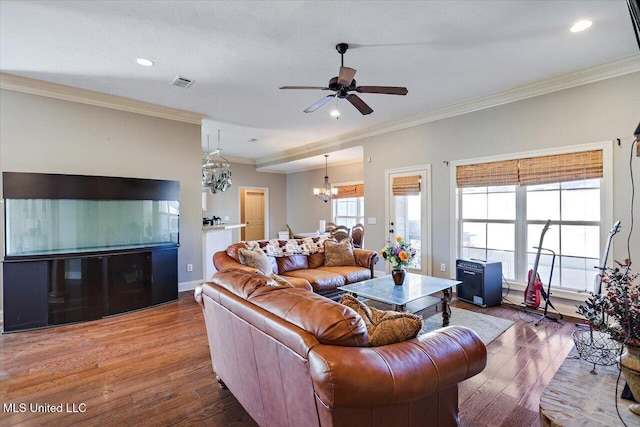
[353,249,379,276]
[309,325,486,407]
[212,251,258,276]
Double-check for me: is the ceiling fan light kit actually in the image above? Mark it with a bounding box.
[280,43,408,116]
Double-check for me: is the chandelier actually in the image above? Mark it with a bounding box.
[202,130,232,194]
[313,154,338,203]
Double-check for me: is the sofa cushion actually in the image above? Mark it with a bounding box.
[307,252,325,269]
[208,268,276,299]
[239,248,273,275]
[248,286,368,347]
[324,239,356,267]
[281,269,346,292]
[318,266,371,284]
[340,294,423,347]
[277,255,309,273]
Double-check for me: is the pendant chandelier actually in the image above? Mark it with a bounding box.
[202,130,232,194]
[313,154,338,203]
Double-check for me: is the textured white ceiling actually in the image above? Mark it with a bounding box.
[1,1,638,172]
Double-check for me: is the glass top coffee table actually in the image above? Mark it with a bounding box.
[338,272,461,327]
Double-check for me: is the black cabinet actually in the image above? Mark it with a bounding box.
[3,247,177,332]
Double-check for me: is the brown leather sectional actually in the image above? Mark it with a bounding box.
[213,240,379,299]
[195,269,487,427]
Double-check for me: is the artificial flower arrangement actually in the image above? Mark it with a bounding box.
[577,259,640,347]
[379,236,417,270]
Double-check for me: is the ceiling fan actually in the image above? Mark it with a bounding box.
[280,43,408,115]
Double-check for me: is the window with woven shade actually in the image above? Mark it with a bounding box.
[392,175,421,195]
[332,182,364,229]
[454,147,605,293]
[334,183,364,199]
[456,149,603,188]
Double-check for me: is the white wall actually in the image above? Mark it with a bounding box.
[284,72,640,290]
[0,89,203,312]
[361,72,640,280]
[286,161,364,234]
[204,162,287,241]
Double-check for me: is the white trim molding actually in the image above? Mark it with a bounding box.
[0,72,206,125]
[179,280,202,293]
[384,164,433,277]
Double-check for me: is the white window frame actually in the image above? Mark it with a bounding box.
[449,141,613,298]
[331,180,365,228]
[385,165,433,276]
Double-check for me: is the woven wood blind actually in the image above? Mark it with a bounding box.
[519,150,603,186]
[456,149,603,188]
[392,175,421,195]
[334,183,364,199]
[456,160,519,188]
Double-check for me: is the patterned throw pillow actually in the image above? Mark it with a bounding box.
[324,239,356,267]
[341,294,423,347]
[238,248,273,275]
[268,273,295,288]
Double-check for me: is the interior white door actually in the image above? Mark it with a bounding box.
[241,189,265,241]
[386,167,432,275]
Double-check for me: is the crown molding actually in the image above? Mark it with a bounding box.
[256,158,362,174]
[256,54,640,167]
[0,72,205,125]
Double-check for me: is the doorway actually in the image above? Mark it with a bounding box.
[240,187,268,241]
[385,165,432,275]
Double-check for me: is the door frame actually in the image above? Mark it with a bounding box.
[238,186,269,240]
[384,164,433,276]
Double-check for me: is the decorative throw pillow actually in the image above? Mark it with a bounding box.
[268,273,295,288]
[340,294,422,347]
[238,248,272,275]
[324,239,356,267]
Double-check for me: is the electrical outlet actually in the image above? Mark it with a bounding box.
[224,215,229,221]
[187,264,193,272]
[440,263,446,272]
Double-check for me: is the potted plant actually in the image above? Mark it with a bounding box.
[577,259,640,414]
[379,236,417,285]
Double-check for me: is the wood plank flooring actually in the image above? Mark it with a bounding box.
[0,292,579,427]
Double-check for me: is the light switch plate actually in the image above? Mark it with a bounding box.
[367,217,376,225]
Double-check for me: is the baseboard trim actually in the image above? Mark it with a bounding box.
[178,280,202,293]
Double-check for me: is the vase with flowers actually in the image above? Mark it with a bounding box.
[577,259,640,414]
[380,236,417,285]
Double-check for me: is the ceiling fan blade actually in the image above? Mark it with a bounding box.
[304,94,336,113]
[346,94,373,115]
[280,86,329,90]
[338,67,357,86]
[356,86,408,95]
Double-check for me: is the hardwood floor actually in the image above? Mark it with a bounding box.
[0,292,578,427]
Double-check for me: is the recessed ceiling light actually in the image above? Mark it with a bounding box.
[136,58,154,67]
[570,20,592,33]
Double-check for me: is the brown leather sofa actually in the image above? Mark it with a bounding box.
[195,269,487,427]
[212,238,379,299]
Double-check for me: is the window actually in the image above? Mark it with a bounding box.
[391,174,423,270]
[455,147,606,293]
[332,183,364,228]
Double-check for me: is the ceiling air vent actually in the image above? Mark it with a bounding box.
[171,75,194,88]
